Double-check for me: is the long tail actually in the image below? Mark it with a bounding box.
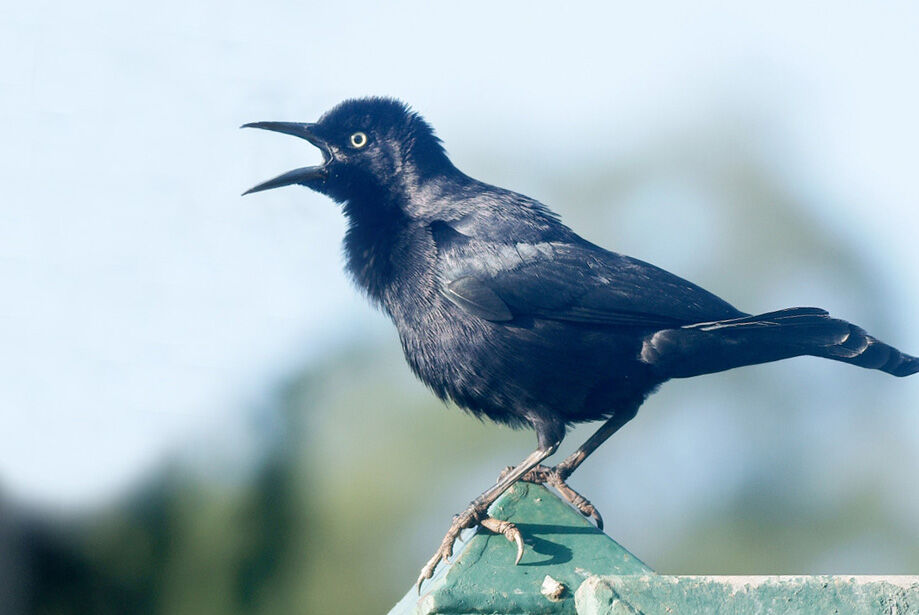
[642,307,919,379]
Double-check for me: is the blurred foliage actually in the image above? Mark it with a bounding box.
[20,342,519,615]
[12,118,919,615]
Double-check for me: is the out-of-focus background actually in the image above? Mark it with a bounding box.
[3,2,919,613]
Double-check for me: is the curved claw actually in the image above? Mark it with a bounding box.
[416,565,434,593]
[416,509,480,593]
[416,542,452,592]
[513,528,525,564]
[556,483,603,529]
[513,464,606,530]
[416,494,535,592]
[590,506,604,530]
[480,516,526,565]
[415,571,429,593]
[416,544,452,592]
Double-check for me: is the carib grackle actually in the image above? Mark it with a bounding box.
[243,97,918,589]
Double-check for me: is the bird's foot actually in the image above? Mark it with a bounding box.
[415,505,524,592]
[500,464,604,529]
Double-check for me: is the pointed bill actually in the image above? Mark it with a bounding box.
[242,121,331,195]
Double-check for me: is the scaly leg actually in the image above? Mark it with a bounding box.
[416,443,557,591]
[508,463,605,527]
[511,405,640,529]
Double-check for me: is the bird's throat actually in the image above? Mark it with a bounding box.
[342,197,412,302]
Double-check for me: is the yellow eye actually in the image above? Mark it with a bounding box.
[350,132,368,148]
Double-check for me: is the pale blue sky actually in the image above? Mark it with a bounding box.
[2,1,918,509]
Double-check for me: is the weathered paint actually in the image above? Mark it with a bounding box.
[389,482,652,615]
[390,483,919,615]
[575,574,919,615]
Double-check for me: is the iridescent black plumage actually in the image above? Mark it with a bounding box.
[244,97,918,585]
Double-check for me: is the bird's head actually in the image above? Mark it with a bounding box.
[243,97,453,205]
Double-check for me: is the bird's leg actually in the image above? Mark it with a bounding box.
[506,407,639,530]
[416,444,557,591]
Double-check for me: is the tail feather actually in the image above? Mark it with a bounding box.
[819,323,919,376]
[642,307,919,379]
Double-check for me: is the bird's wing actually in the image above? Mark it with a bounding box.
[432,222,744,328]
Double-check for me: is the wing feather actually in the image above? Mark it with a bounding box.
[433,221,744,327]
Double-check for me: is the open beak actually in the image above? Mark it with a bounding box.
[242,122,331,195]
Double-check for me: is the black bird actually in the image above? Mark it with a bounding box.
[243,97,919,589]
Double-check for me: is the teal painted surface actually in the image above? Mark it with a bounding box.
[575,575,919,615]
[390,483,919,614]
[389,482,652,615]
